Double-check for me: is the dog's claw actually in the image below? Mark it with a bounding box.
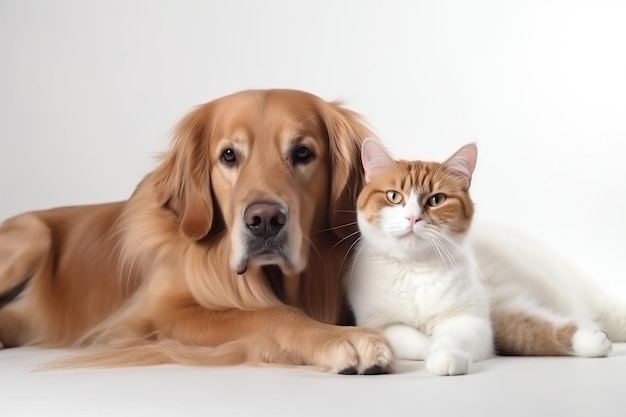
[363,365,388,375]
[338,365,388,375]
[338,366,358,375]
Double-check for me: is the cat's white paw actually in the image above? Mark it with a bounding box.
[426,349,471,376]
[383,324,431,361]
[571,327,612,358]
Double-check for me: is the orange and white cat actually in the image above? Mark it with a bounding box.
[346,139,624,376]
[346,139,492,375]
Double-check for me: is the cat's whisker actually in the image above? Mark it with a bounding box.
[429,239,450,271]
[429,229,466,254]
[342,236,364,282]
[432,235,469,291]
[475,265,488,285]
[329,229,362,251]
[428,233,460,271]
[304,234,324,266]
[435,235,472,290]
[314,221,358,235]
[431,237,455,271]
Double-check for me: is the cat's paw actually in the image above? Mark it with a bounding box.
[426,349,471,376]
[383,324,431,361]
[571,327,612,358]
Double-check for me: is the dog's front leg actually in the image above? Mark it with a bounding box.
[153,303,393,374]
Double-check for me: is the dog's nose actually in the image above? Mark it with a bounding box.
[244,202,287,238]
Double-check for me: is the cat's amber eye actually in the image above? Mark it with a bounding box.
[386,190,403,204]
[428,193,446,207]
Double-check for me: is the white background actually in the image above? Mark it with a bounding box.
[1,0,625,293]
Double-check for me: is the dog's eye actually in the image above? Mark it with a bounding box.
[292,145,314,165]
[220,148,237,165]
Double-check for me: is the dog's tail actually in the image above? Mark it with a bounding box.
[39,336,297,371]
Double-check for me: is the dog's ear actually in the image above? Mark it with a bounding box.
[319,101,374,239]
[153,104,215,241]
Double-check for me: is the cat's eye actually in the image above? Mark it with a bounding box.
[386,190,403,204]
[428,193,446,207]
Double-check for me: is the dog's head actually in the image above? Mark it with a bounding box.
[154,89,372,275]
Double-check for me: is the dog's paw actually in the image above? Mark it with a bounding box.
[320,328,393,375]
[571,327,612,358]
[426,349,471,376]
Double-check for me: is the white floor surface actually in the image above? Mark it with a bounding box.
[1,344,624,417]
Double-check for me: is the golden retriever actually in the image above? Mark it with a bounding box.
[0,89,392,374]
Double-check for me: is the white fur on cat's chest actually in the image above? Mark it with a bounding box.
[347,250,484,332]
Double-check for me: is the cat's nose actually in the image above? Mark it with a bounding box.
[406,215,421,226]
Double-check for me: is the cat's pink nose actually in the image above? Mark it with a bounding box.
[407,215,421,226]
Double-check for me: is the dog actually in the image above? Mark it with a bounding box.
[0,89,393,374]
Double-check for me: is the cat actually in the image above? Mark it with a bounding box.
[346,139,625,376]
[345,139,493,375]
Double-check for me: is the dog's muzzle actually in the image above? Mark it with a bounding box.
[244,202,287,239]
[236,201,292,274]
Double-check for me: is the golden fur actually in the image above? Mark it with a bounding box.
[0,89,392,373]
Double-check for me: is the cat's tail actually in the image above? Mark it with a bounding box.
[471,218,626,343]
[587,289,626,342]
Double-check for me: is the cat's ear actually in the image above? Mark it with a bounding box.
[443,143,478,188]
[361,138,396,182]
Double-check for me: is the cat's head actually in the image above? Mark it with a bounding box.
[356,139,477,258]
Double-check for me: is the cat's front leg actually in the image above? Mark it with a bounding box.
[382,324,431,360]
[426,315,493,376]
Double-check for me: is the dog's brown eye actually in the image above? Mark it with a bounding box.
[221,148,237,165]
[292,145,314,165]
[428,193,446,207]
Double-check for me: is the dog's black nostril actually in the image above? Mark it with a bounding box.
[271,214,286,227]
[250,216,262,228]
[244,202,287,239]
